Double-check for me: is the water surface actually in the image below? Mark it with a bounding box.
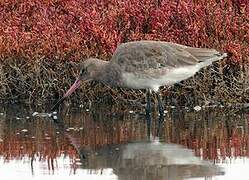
[0,104,248,179]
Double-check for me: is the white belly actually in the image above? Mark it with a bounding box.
[122,66,200,91]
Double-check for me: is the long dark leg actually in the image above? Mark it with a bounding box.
[146,89,152,115]
[156,92,164,117]
[146,89,152,139]
[156,114,164,137]
[156,92,164,137]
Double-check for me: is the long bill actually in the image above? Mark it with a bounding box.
[51,78,82,111]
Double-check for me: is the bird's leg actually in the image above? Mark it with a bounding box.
[146,110,152,139]
[156,92,164,138]
[146,89,152,139]
[156,114,164,137]
[146,89,152,115]
[156,92,164,117]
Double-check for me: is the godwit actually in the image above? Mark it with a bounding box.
[51,41,227,114]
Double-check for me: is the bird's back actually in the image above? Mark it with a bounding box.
[110,40,222,73]
[108,40,226,91]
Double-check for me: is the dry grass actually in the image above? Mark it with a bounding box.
[0,57,248,106]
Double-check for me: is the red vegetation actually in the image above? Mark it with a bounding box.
[0,0,248,63]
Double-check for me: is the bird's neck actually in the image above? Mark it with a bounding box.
[92,58,109,78]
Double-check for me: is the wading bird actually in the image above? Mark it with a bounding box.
[51,41,227,115]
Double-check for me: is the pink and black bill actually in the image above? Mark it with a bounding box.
[51,78,81,111]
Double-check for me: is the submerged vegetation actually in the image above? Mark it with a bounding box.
[0,0,248,105]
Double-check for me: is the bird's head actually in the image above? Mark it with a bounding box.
[51,58,102,111]
[78,58,100,81]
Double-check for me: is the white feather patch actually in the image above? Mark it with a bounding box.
[122,65,200,91]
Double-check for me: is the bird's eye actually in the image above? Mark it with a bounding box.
[80,68,85,75]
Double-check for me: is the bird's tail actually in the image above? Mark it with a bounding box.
[185,47,227,68]
[197,52,227,68]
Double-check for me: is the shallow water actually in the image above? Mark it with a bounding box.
[0,104,248,180]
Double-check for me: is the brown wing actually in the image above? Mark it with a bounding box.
[110,41,220,72]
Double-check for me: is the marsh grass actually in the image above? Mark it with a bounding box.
[0,57,248,106]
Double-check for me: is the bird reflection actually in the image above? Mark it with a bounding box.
[51,111,224,180]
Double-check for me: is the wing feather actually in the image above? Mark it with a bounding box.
[110,41,199,72]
